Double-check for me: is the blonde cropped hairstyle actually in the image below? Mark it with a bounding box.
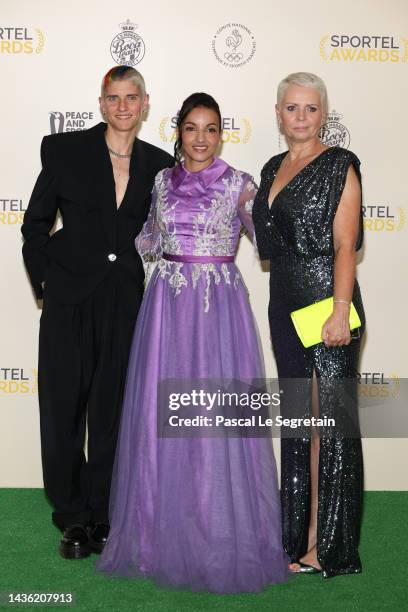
[277,72,328,120]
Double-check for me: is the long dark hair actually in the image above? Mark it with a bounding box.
[174,92,222,164]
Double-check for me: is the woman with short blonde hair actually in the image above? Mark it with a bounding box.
[253,72,365,578]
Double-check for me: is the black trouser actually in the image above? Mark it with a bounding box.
[38,274,140,530]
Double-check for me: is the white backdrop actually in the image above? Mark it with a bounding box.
[1,0,407,488]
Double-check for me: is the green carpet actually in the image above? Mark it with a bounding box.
[0,490,406,611]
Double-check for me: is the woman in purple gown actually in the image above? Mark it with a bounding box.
[97,93,288,592]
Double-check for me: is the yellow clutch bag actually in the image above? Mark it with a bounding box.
[290,297,361,348]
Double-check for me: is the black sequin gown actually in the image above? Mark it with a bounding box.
[252,147,365,578]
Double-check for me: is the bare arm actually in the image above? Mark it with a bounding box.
[322,165,361,346]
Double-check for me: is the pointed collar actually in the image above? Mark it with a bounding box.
[171,157,229,191]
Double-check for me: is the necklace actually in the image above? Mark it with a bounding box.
[107,145,131,159]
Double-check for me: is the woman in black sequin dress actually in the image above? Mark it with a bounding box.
[253,73,365,578]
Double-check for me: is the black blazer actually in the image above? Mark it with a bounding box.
[22,122,173,306]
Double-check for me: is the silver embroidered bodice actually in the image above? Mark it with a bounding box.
[135,158,257,311]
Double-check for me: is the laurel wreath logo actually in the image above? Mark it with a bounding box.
[159,117,169,142]
[396,207,406,230]
[242,118,251,144]
[390,373,400,398]
[401,39,408,62]
[31,368,38,394]
[35,29,44,54]
[319,36,328,61]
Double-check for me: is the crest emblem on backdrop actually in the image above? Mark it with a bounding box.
[319,110,350,149]
[110,20,145,66]
[212,23,256,68]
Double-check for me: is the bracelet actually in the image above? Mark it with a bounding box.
[333,299,350,306]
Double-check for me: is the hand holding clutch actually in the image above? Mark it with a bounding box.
[322,304,352,347]
[290,297,361,348]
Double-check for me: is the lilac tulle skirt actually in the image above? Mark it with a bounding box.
[97,262,288,592]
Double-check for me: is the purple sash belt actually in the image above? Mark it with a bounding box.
[162,253,234,264]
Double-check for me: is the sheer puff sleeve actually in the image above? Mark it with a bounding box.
[237,173,258,245]
[135,170,164,262]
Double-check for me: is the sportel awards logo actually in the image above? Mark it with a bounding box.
[363,205,405,232]
[212,23,256,68]
[159,116,251,145]
[49,111,95,134]
[110,19,145,66]
[0,368,37,394]
[319,110,350,149]
[0,199,26,225]
[0,26,44,54]
[320,34,408,63]
[358,372,400,399]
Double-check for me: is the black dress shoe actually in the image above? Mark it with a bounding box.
[59,524,90,559]
[89,523,109,554]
